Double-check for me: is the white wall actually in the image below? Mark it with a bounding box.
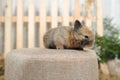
[103,0,120,29]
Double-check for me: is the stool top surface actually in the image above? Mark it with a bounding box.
[7,48,97,61]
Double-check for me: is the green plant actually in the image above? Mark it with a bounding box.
[95,18,120,62]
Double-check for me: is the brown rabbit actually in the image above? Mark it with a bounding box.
[43,20,94,50]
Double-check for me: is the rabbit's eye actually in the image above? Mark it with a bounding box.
[84,35,89,39]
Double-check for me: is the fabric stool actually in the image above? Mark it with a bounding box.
[5,48,98,80]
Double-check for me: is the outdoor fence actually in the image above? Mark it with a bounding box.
[0,0,103,57]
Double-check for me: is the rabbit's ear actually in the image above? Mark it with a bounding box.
[74,20,82,32]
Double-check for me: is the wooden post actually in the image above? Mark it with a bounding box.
[16,0,23,48]
[28,0,35,48]
[85,0,93,29]
[0,0,2,28]
[51,0,58,28]
[0,0,2,53]
[4,0,12,57]
[0,0,1,13]
[96,0,103,36]
[40,0,47,48]
[63,0,69,26]
[74,0,81,20]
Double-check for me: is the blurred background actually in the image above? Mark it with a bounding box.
[0,0,120,80]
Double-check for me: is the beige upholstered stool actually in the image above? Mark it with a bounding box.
[5,48,98,80]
